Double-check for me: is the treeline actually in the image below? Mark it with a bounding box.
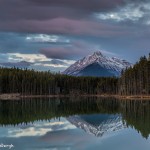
[0,54,150,96]
[119,54,150,95]
[0,68,118,95]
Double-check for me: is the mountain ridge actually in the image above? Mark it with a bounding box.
[63,51,132,77]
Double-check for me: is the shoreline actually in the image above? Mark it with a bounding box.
[0,93,150,100]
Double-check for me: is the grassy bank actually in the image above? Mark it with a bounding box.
[1,93,150,100]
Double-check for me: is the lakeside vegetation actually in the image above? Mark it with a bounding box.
[0,54,150,96]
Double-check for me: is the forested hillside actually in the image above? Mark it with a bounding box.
[119,54,150,95]
[0,68,118,95]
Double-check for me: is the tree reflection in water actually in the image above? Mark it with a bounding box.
[0,97,150,139]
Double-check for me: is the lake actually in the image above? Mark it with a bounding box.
[0,97,150,150]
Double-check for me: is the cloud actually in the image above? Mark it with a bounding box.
[96,3,144,22]
[0,0,125,21]
[7,53,50,63]
[0,0,149,37]
[95,1,150,26]
[26,34,70,43]
[0,53,75,71]
[0,0,144,37]
[7,53,74,64]
[39,40,99,60]
[0,18,131,37]
[40,47,76,60]
[0,1,149,39]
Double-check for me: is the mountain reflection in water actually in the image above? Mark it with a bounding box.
[0,97,150,150]
[67,114,125,137]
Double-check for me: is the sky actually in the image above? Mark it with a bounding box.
[0,0,150,72]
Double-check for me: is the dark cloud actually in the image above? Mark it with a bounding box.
[0,0,147,22]
[27,0,124,8]
[40,47,78,60]
[0,0,125,21]
[0,18,131,37]
[39,40,95,60]
[0,0,147,36]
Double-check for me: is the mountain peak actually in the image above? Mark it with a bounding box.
[63,51,132,77]
[93,51,103,57]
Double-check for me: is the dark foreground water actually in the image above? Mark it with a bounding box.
[0,97,150,150]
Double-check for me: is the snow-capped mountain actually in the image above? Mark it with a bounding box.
[63,51,132,77]
[67,114,126,137]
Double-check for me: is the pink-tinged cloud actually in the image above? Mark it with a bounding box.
[0,0,143,38]
[39,40,94,60]
[0,18,130,37]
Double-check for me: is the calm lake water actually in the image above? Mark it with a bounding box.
[0,97,150,150]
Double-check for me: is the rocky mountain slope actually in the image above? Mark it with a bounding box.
[63,51,132,77]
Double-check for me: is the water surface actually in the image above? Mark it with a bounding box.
[0,97,150,150]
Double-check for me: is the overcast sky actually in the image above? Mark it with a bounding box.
[0,0,150,71]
